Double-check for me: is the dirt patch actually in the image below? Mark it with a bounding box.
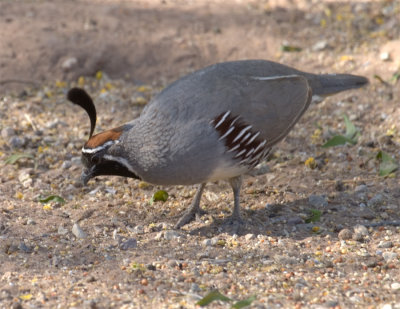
[1,0,400,308]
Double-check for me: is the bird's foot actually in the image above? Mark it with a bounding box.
[221,215,245,235]
[175,207,207,229]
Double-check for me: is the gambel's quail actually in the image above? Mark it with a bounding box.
[67,60,368,229]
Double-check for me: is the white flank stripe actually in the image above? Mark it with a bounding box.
[233,125,252,143]
[103,155,136,174]
[235,149,246,158]
[253,140,266,153]
[82,140,116,154]
[251,74,299,81]
[230,116,240,126]
[219,126,235,141]
[245,148,255,157]
[240,158,250,164]
[227,144,240,153]
[215,111,231,129]
[246,131,260,145]
[241,132,252,143]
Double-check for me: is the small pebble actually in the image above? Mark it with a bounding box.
[367,194,383,207]
[308,195,328,207]
[355,184,368,193]
[391,283,400,290]
[58,225,68,235]
[380,52,390,61]
[18,241,32,253]
[164,230,184,240]
[119,238,137,250]
[70,156,82,165]
[323,300,339,308]
[354,224,368,236]
[287,216,303,225]
[338,228,352,240]
[167,260,177,268]
[72,223,87,239]
[245,233,255,241]
[61,161,72,169]
[352,232,364,242]
[26,218,36,225]
[9,136,25,148]
[131,225,144,234]
[61,57,78,70]
[382,252,398,262]
[190,283,201,293]
[312,40,328,51]
[377,241,393,248]
[202,239,212,247]
[155,231,163,240]
[12,302,23,309]
[1,127,15,138]
[18,170,32,188]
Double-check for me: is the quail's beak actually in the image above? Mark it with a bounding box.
[81,166,96,185]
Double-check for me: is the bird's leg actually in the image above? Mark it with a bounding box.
[222,176,244,233]
[228,175,244,223]
[175,183,206,229]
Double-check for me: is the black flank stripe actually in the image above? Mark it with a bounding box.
[213,111,269,167]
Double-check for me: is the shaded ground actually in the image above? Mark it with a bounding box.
[1,0,400,308]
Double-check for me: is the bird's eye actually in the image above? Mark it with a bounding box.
[91,155,101,165]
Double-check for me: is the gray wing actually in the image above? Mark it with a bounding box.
[141,60,312,148]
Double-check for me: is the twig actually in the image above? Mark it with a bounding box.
[0,79,39,86]
[320,177,381,184]
[364,221,400,227]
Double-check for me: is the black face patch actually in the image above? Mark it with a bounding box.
[81,157,140,185]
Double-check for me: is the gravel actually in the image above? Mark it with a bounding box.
[0,1,399,308]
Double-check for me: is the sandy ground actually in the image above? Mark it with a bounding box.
[0,0,400,308]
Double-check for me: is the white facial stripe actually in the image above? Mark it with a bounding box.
[251,74,299,81]
[82,140,117,154]
[103,154,136,174]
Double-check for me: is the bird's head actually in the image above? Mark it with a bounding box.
[67,88,140,185]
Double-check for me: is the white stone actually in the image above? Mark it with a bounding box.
[72,223,87,239]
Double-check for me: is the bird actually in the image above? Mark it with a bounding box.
[67,60,368,230]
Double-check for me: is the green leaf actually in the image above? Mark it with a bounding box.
[39,195,66,205]
[149,190,169,204]
[305,209,322,223]
[343,114,357,139]
[5,153,34,165]
[196,290,232,306]
[376,151,398,177]
[322,135,354,148]
[390,72,400,83]
[281,44,302,52]
[322,115,359,148]
[232,295,257,309]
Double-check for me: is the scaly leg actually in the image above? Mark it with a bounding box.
[222,176,244,233]
[228,175,244,223]
[175,183,206,229]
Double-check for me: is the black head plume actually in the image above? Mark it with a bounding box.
[67,88,97,138]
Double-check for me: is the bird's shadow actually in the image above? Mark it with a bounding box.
[180,187,400,239]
